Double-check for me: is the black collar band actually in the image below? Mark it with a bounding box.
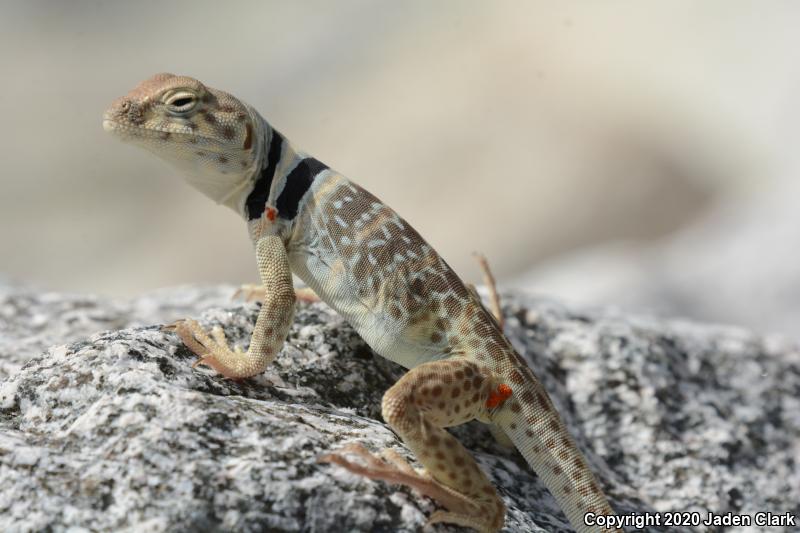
[276,158,328,220]
[245,130,284,220]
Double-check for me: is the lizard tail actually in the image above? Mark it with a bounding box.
[491,378,620,533]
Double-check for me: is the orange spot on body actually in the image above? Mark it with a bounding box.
[266,207,277,221]
[485,383,512,409]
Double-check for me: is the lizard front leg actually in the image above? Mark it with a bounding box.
[168,235,295,379]
[320,359,510,533]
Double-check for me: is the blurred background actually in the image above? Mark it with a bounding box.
[1,1,799,339]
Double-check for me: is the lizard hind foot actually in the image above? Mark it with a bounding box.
[318,443,499,532]
[427,510,497,533]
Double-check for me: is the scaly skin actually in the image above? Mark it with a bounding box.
[103,73,620,532]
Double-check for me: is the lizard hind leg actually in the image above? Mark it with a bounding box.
[320,359,508,533]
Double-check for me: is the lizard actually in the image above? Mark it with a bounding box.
[103,73,620,533]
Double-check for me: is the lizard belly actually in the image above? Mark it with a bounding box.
[289,249,446,369]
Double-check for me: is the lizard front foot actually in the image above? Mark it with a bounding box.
[233,284,320,303]
[163,319,253,379]
[318,443,499,532]
[233,284,265,302]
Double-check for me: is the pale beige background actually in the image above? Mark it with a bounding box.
[1,1,798,305]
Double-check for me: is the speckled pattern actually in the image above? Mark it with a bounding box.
[0,285,798,532]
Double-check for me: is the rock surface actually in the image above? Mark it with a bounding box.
[0,284,798,532]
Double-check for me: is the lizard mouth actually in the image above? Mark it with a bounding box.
[102,117,213,144]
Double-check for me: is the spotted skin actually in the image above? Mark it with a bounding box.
[104,73,620,532]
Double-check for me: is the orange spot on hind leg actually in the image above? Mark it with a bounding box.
[486,384,512,409]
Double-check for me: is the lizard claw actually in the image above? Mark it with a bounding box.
[164,318,215,365]
[191,356,213,369]
[161,321,180,332]
[294,286,321,303]
[233,284,265,302]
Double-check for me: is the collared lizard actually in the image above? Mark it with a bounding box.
[103,73,620,533]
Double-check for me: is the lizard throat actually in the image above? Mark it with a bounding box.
[173,159,255,209]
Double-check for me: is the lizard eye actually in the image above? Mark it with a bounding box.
[165,92,197,114]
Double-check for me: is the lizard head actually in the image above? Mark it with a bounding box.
[103,73,263,207]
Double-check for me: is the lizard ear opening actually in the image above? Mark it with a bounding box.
[243,123,253,150]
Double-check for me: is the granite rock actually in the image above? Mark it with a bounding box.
[0,285,798,532]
